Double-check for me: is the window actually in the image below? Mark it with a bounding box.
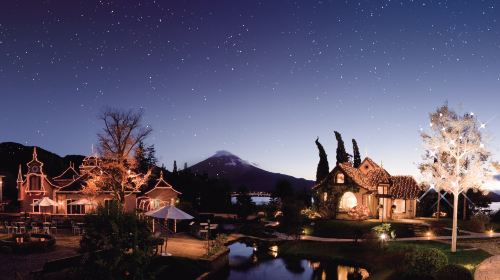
[104,199,113,209]
[336,173,345,184]
[66,199,85,215]
[339,192,357,210]
[377,185,387,195]
[393,199,406,213]
[323,192,328,202]
[33,199,40,213]
[29,176,41,191]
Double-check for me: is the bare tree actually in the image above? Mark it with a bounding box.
[97,108,152,161]
[90,108,153,203]
[420,105,492,252]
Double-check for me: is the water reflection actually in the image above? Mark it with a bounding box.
[225,242,369,280]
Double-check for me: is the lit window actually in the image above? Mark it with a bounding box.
[323,192,328,202]
[378,186,386,195]
[393,199,406,213]
[336,173,345,184]
[339,192,357,210]
[66,199,85,215]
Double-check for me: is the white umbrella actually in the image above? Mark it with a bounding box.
[31,197,58,222]
[31,197,58,207]
[145,205,194,256]
[145,205,194,220]
[68,198,98,213]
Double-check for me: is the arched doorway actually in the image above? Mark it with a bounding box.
[339,192,358,211]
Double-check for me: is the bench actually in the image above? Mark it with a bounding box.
[31,254,82,279]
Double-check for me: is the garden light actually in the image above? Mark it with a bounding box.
[379,233,387,241]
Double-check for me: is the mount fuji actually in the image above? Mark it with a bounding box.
[189,150,314,193]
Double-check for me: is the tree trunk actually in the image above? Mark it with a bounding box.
[451,191,458,253]
[462,194,467,221]
[436,191,441,220]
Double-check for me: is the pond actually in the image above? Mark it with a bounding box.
[231,196,271,205]
[220,242,369,280]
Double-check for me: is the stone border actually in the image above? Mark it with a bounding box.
[474,255,500,280]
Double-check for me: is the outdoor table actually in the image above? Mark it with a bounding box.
[15,222,26,234]
[42,222,51,234]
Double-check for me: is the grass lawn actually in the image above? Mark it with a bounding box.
[278,240,491,279]
[306,219,420,238]
[423,217,500,233]
[386,241,491,270]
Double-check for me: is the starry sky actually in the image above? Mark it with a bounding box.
[1,0,500,181]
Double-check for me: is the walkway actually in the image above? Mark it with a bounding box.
[299,232,500,242]
[474,255,500,280]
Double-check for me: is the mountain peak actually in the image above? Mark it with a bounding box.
[213,150,237,158]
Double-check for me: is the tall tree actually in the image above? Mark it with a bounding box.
[235,186,255,219]
[173,160,178,174]
[420,105,492,252]
[273,179,294,201]
[334,131,350,164]
[135,141,157,174]
[352,139,362,168]
[90,108,152,203]
[315,137,330,183]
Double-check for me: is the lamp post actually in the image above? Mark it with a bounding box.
[0,175,4,203]
[206,219,211,256]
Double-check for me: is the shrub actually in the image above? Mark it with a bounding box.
[404,247,448,277]
[347,205,370,220]
[468,213,490,232]
[79,202,156,280]
[372,223,396,239]
[434,264,473,280]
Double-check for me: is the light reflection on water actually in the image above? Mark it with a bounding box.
[225,242,369,280]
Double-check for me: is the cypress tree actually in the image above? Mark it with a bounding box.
[352,139,361,168]
[173,160,178,174]
[334,131,350,164]
[315,137,330,183]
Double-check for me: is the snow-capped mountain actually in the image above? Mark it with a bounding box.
[190,150,314,192]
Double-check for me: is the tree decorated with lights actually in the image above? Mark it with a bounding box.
[88,108,152,204]
[420,105,492,252]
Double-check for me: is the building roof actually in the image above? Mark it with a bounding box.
[27,147,43,167]
[57,174,90,192]
[313,157,421,199]
[53,164,79,181]
[144,171,182,195]
[390,176,421,199]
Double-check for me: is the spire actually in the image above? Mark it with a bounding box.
[17,165,23,183]
[33,147,38,160]
[159,170,164,180]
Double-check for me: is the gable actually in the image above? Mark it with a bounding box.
[144,187,179,201]
[359,157,380,174]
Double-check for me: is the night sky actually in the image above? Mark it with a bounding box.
[1,0,500,181]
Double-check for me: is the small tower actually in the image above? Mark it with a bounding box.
[17,164,25,201]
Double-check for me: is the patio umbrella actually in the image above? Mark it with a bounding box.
[31,197,58,222]
[145,205,194,256]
